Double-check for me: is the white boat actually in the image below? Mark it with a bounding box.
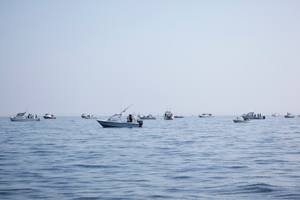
[272,113,280,117]
[10,112,41,121]
[43,113,56,119]
[138,114,156,120]
[199,113,213,118]
[233,116,251,123]
[85,115,97,119]
[164,111,174,120]
[81,113,87,118]
[284,112,294,118]
[242,112,265,119]
[96,105,143,128]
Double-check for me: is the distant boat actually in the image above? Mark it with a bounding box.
[233,116,251,123]
[85,115,97,119]
[43,113,56,119]
[138,114,156,120]
[81,113,87,118]
[284,112,294,118]
[10,112,40,121]
[174,115,184,118]
[242,112,265,120]
[199,113,213,118]
[164,111,174,120]
[96,105,143,128]
[272,113,280,117]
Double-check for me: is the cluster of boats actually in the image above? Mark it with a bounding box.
[233,112,266,123]
[272,112,297,118]
[9,112,57,121]
[233,111,299,123]
[9,108,299,127]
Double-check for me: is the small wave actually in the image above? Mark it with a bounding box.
[277,193,300,199]
[74,164,119,169]
[238,183,276,193]
[227,166,248,169]
[172,175,192,179]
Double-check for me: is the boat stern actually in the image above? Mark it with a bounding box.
[137,120,143,127]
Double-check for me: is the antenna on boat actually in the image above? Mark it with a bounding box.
[120,97,122,113]
[121,104,133,114]
[254,105,257,112]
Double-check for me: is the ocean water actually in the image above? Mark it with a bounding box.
[0,116,300,199]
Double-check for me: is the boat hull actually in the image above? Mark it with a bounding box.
[284,116,294,118]
[96,119,143,128]
[139,117,156,120]
[10,117,40,121]
[43,116,56,119]
[233,119,250,123]
[164,116,174,120]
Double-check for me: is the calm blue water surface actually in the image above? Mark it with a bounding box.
[0,116,300,199]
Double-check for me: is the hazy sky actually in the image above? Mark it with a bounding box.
[1,0,299,116]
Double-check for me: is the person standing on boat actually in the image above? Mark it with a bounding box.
[127,115,130,122]
[129,114,133,122]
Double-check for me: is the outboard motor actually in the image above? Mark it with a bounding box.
[263,116,266,119]
[137,120,143,127]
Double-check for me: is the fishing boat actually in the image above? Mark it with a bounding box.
[233,116,251,123]
[164,111,174,120]
[96,105,143,128]
[10,112,41,121]
[284,112,294,118]
[199,113,213,118]
[242,112,265,119]
[85,115,97,119]
[43,113,56,119]
[138,114,156,120]
[272,113,280,117]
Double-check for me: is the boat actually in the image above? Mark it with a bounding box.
[174,115,184,118]
[81,113,87,118]
[284,112,294,118]
[43,113,56,119]
[272,113,280,117]
[10,112,41,121]
[164,111,174,120]
[85,115,97,119]
[138,114,156,120]
[233,116,251,123]
[96,105,143,128]
[242,112,265,119]
[199,113,213,118]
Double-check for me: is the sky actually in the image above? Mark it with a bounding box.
[0,0,300,116]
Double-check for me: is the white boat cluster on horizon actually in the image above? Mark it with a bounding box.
[9,109,299,126]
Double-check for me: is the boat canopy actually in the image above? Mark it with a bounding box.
[16,112,26,116]
[108,113,122,121]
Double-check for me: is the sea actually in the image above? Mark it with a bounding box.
[0,115,299,199]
